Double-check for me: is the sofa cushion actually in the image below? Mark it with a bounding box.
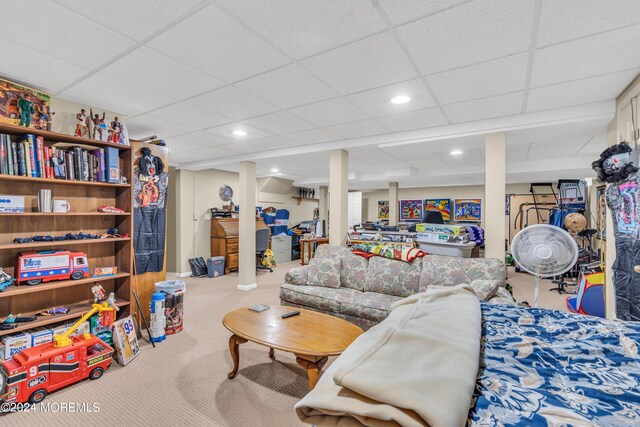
[308,254,341,288]
[419,255,506,291]
[487,287,517,306]
[468,279,501,301]
[339,292,402,323]
[364,257,421,297]
[279,284,358,313]
[284,265,308,285]
[340,252,368,291]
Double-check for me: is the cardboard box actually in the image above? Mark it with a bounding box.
[415,223,467,235]
[0,195,25,213]
[1,332,32,360]
[51,321,90,338]
[111,316,139,366]
[29,328,53,347]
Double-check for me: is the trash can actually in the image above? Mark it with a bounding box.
[155,280,186,335]
[207,256,225,278]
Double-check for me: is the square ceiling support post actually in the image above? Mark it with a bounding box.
[238,160,257,291]
[484,132,506,260]
[329,149,348,246]
[389,182,399,226]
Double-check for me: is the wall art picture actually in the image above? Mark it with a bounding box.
[454,198,482,222]
[399,199,423,220]
[0,77,53,130]
[424,199,451,222]
[377,200,389,220]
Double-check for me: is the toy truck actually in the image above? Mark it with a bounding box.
[0,301,116,405]
[16,251,89,286]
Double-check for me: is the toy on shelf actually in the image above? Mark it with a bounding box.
[0,314,37,330]
[149,292,166,343]
[93,267,117,277]
[0,299,117,406]
[16,250,89,286]
[0,268,14,292]
[97,205,125,213]
[91,284,105,302]
[75,108,89,138]
[17,94,34,128]
[35,307,70,316]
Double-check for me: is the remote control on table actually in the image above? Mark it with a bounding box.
[281,311,300,319]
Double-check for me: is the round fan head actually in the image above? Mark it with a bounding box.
[564,212,587,233]
[511,224,578,277]
[218,185,234,202]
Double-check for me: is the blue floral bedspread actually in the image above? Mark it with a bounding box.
[468,303,640,426]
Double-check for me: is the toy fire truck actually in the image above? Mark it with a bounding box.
[0,300,117,405]
[16,251,89,286]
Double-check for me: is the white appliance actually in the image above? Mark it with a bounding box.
[271,235,292,264]
[348,192,364,227]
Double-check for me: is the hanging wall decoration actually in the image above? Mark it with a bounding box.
[399,199,423,220]
[133,144,169,274]
[424,199,451,222]
[454,199,482,222]
[0,77,53,130]
[377,200,389,220]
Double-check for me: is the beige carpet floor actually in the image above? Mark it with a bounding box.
[5,261,568,426]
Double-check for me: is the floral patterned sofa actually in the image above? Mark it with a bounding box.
[280,245,515,330]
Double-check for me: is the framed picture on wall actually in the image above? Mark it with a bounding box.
[0,77,53,130]
[424,199,451,222]
[399,199,423,220]
[454,198,482,222]
[377,200,389,219]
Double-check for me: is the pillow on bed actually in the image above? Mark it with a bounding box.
[468,279,501,301]
[308,255,341,288]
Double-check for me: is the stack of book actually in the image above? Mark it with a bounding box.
[0,134,120,183]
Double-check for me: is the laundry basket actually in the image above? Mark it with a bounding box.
[155,280,186,335]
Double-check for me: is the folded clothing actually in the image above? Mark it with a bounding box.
[352,243,426,262]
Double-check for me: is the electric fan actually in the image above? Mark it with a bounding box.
[511,224,578,307]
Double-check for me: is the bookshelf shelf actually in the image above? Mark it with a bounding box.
[0,237,130,251]
[0,272,130,299]
[0,174,130,187]
[0,123,131,151]
[0,212,130,216]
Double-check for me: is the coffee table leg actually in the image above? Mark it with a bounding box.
[268,347,275,359]
[227,334,247,379]
[295,355,328,390]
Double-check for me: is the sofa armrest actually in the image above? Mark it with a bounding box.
[487,287,517,306]
[285,265,309,285]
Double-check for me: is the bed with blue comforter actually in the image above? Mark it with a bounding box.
[468,303,640,426]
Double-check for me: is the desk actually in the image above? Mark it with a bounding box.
[300,238,329,265]
[211,218,269,274]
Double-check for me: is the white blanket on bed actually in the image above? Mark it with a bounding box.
[295,285,482,427]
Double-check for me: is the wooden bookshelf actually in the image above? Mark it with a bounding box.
[0,123,133,336]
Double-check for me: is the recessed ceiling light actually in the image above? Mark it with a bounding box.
[232,130,247,136]
[450,150,463,155]
[271,168,279,173]
[390,95,411,104]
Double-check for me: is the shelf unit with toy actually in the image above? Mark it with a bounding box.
[0,123,133,339]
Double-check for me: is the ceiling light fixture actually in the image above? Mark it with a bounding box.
[390,95,411,104]
[271,168,279,173]
[232,130,247,136]
[450,150,463,155]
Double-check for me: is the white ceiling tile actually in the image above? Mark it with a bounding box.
[163,137,210,153]
[169,150,213,164]
[326,119,390,139]
[0,39,89,92]
[244,111,314,134]
[147,4,290,82]
[579,140,607,155]
[0,0,134,69]
[443,92,524,123]
[377,0,469,25]
[396,0,534,74]
[506,119,609,146]
[192,145,243,157]
[236,64,337,109]
[348,147,397,163]
[302,32,416,94]
[376,107,448,132]
[250,136,301,149]
[101,47,224,100]
[527,69,639,112]
[403,157,447,169]
[125,114,192,139]
[537,0,640,47]
[205,123,273,141]
[528,145,583,161]
[208,143,261,155]
[148,102,231,129]
[175,131,232,148]
[217,0,385,58]
[289,98,369,127]
[427,53,528,104]
[284,129,341,144]
[346,79,436,117]
[187,86,278,120]
[60,73,176,115]
[531,25,640,87]
[506,150,528,162]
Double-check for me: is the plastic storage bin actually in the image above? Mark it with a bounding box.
[155,280,186,335]
[207,256,225,278]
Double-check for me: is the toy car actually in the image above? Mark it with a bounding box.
[16,251,89,286]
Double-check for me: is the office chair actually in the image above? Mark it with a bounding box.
[422,211,445,224]
[256,228,273,273]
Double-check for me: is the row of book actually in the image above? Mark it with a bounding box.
[0,134,120,183]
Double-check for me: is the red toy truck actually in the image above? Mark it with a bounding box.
[16,251,89,286]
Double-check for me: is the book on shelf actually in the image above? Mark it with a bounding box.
[0,133,120,184]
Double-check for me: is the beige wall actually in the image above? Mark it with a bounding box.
[51,98,120,136]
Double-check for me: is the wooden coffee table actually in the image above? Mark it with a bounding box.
[222,306,363,390]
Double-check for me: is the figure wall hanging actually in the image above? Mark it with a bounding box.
[133,144,169,274]
[0,77,53,130]
[592,141,640,321]
[424,199,451,222]
[399,199,423,220]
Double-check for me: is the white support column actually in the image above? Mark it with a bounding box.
[329,149,348,246]
[318,185,328,237]
[388,182,399,226]
[238,161,257,291]
[484,132,506,260]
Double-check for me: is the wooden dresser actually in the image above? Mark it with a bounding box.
[210,218,269,274]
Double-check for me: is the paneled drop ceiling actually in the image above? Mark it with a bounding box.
[2,0,639,188]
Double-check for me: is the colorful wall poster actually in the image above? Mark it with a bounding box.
[424,199,451,222]
[0,77,52,130]
[454,199,482,222]
[377,200,389,219]
[399,199,423,220]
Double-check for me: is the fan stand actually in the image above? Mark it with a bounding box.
[534,275,540,308]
